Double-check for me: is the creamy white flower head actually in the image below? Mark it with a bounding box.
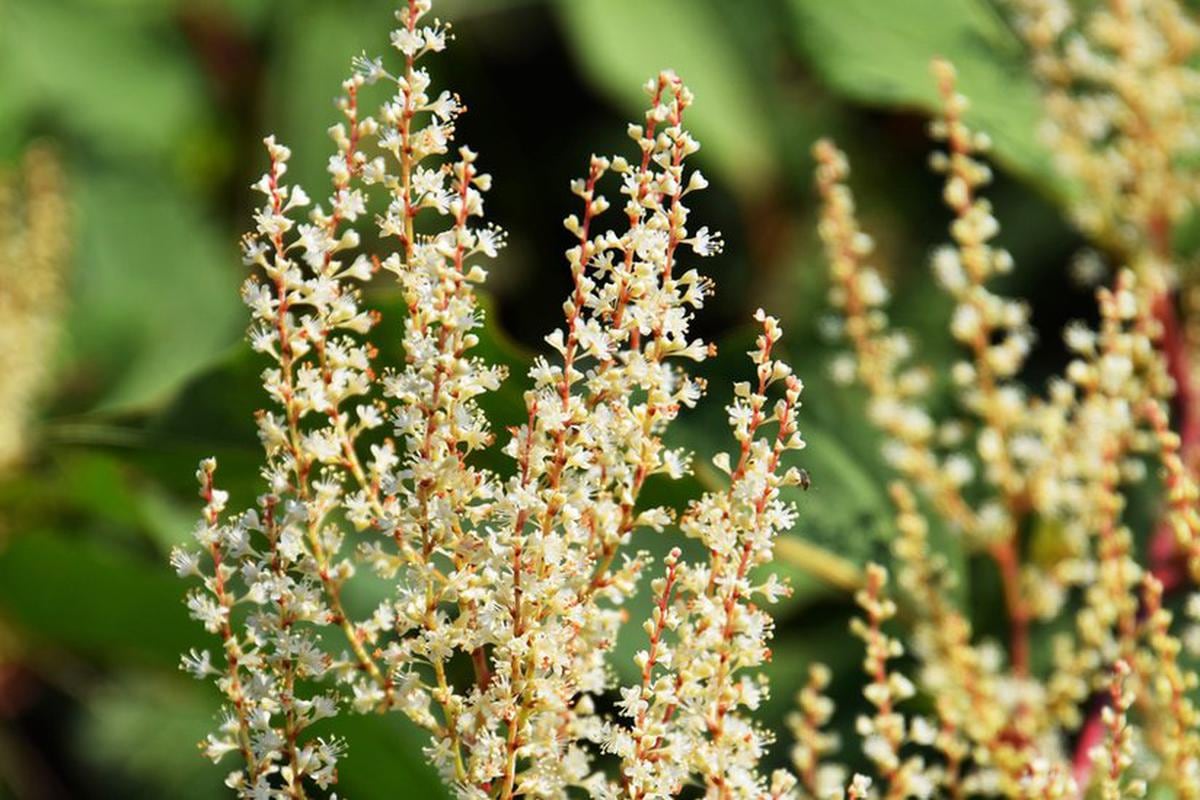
[176,2,810,795]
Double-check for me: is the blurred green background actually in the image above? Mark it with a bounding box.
[0,0,1135,796]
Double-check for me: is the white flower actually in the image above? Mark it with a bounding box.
[352,53,387,84]
[689,225,724,257]
[181,648,217,678]
[170,547,201,578]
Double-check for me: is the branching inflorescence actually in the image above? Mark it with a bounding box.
[176,2,807,798]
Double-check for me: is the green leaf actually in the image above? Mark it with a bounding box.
[787,0,1061,195]
[53,452,148,531]
[77,674,447,799]
[329,714,446,798]
[65,168,243,412]
[77,676,228,800]
[555,0,778,195]
[0,531,194,666]
[0,1,206,161]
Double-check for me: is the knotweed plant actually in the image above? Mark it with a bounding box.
[806,46,1200,798]
[176,2,806,798]
[177,1,1200,798]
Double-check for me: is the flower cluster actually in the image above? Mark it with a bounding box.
[177,2,807,798]
[786,663,842,797]
[177,2,511,793]
[810,49,1200,798]
[174,0,1200,797]
[481,69,723,799]
[1090,660,1143,800]
[849,565,935,799]
[1008,0,1200,272]
[601,311,806,799]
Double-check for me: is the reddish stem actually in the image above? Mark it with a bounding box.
[990,539,1030,678]
[1071,701,1106,787]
